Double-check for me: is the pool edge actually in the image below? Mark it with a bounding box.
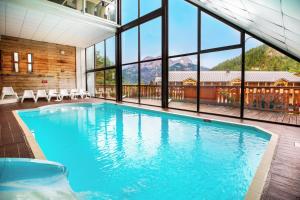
[13,102,278,199]
[245,130,278,200]
[12,110,46,160]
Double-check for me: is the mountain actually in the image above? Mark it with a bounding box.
[123,56,209,84]
[211,45,300,72]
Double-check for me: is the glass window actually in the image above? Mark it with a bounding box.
[169,0,197,56]
[199,49,242,116]
[86,46,94,70]
[95,71,105,98]
[140,0,161,17]
[140,60,162,106]
[122,27,138,64]
[95,42,105,68]
[122,64,139,103]
[201,12,240,50]
[244,35,300,125]
[106,37,115,67]
[105,69,116,100]
[140,17,162,61]
[168,55,198,111]
[87,72,95,96]
[122,0,138,25]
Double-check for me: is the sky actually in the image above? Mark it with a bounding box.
[120,0,262,68]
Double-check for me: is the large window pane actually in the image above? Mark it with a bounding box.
[106,37,115,67]
[86,46,94,70]
[244,35,300,125]
[199,49,242,117]
[201,12,241,50]
[87,72,95,96]
[105,69,116,100]
[95,42,105,68]
[169,0,197,56]
[140,17,162,61]
[140,0,161,17]
[122,27,138,64]
[141,60,162,106]
[95,71,105,98]
[122,0,138,25]
[168,55,198,111]
[122,64,139,103]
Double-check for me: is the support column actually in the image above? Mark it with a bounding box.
[162,0,169,108]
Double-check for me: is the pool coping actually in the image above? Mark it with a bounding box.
[13,101,279,200]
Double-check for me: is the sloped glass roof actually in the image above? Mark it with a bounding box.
[189,0,300,59]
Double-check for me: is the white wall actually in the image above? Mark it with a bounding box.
[76,47,86,90]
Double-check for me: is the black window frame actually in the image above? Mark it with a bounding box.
[86,36,117,100]
[85,0,300,127]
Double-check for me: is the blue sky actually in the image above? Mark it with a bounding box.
[121,0,262,67]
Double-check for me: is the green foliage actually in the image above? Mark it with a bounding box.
[212,45,300,72]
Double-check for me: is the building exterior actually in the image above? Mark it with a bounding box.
[155,71,300,87]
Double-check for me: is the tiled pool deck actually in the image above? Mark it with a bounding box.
[0,98,299,199]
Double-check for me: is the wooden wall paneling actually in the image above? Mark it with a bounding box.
[0,36,76,94]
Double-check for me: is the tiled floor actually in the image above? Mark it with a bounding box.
[0,98,299,199]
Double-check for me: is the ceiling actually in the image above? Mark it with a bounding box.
[189,0,300,60]
[0,0,118,48]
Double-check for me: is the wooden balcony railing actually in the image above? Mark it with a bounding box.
[122,85,300,113]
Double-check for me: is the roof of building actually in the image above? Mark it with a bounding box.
[155,71,300,83]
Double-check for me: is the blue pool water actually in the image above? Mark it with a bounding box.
[18,103,270,200]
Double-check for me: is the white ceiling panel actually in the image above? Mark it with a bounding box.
[0,0,118,48]
[189,0,300,59]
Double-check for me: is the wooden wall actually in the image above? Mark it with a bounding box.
[0,36,76,95]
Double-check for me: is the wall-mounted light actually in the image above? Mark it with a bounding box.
[13,52,19,72]
[0,50,2,70]
[27,53,33,73]
[60,50,65,55]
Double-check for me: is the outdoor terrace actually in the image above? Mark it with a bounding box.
[118,85,300,126]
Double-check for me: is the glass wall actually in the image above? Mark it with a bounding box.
[121,0,161,25]
[168,55,198,111]
[87,72,95,96]
[167,0,243,116]
[48,0,116,22]
[121,17,162,106]
[169,0,197,56]
[168,0,198,111]
[95,71,105,98]
[244,35,300,125]
[95,42,105,69]
[122,64,139,103]
[89,0,300,126]
[105,69,116,100]
[86,46,94,71]
[199,49,242,116]
[86,36,116,100]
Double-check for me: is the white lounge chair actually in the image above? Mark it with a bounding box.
[48,89,60,102]
[21,90,35,103]
[70,89,81,99]
[79,89,91,99]
[60,89,71,100]
[35,90,48,102]
[1,87,19,100]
